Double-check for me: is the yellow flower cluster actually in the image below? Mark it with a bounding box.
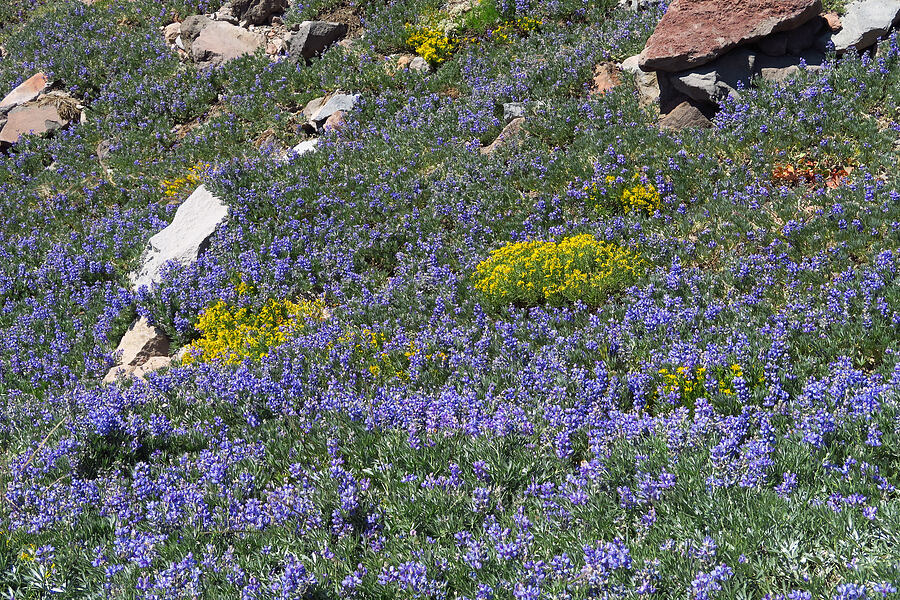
[473,234,644,307]
[621,181,662,214]
[406,24,457,65]
[19,543,36,562]
[161,162,211,200]
[488,16,541,43]
[586,175,662,214]
[658,364,747,404]
[184,296,325,365]
[658,366,709,404]
[336,328,447,380]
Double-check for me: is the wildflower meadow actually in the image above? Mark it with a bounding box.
[0,0,900,598]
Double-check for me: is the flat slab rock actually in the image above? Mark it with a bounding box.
[831,0,900,52]
[640,0,823,72]
[0,102,69,145]
[131,184,228,290]
[0,73,50,116]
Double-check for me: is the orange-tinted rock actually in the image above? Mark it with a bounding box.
[590,62,621,95]
[0,103,68,144]
[823,12,842,31]
[640,0,822,72]
[0,73,49,115]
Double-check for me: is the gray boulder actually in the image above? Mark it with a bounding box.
[502,102,526,123]
[635,70,661,105]
[757,50,825,82]
[409,56,431,73]
[620,55,660,105]
[285,21,348,61]
[131,185,228,290]
[218,0,288,25]
[617,0,663,10]
[831,0,900,52]
[308,93,359,129]
[669,49,757,104]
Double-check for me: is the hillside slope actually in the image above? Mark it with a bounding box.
[1,0,900,597]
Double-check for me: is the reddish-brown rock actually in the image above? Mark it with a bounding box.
[0,102,68,144]
[590,62,621,95]
[0,73,49,115]
[823,12,842,31]
[640,0,822,72]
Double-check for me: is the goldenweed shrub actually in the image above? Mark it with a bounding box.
[160,162,211,201]
[405,24,457,65]
[587,174,663,214]
[473,234,645,307]
[183,292,325,364]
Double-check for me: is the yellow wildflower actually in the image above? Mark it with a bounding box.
[473,234,644,307]
[184,294,326,365]
[161,162,211,201]
[405,24,456,65]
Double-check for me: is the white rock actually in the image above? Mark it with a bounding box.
[502,102,526,123]
[291,138,319,156]
[409,56,431,73]
[131,185,228,290]
[831,0,900,52]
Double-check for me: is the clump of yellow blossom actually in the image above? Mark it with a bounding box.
[488,16,541,43]
[334,328,448,381]
[161,162,211,201]
[655,364,761,413]
[473,234,645,307]
[658,365,709,405]
[183,294,326,365]
[586,175,662,214]
[621,181,662,214]
[405,24,457,65]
